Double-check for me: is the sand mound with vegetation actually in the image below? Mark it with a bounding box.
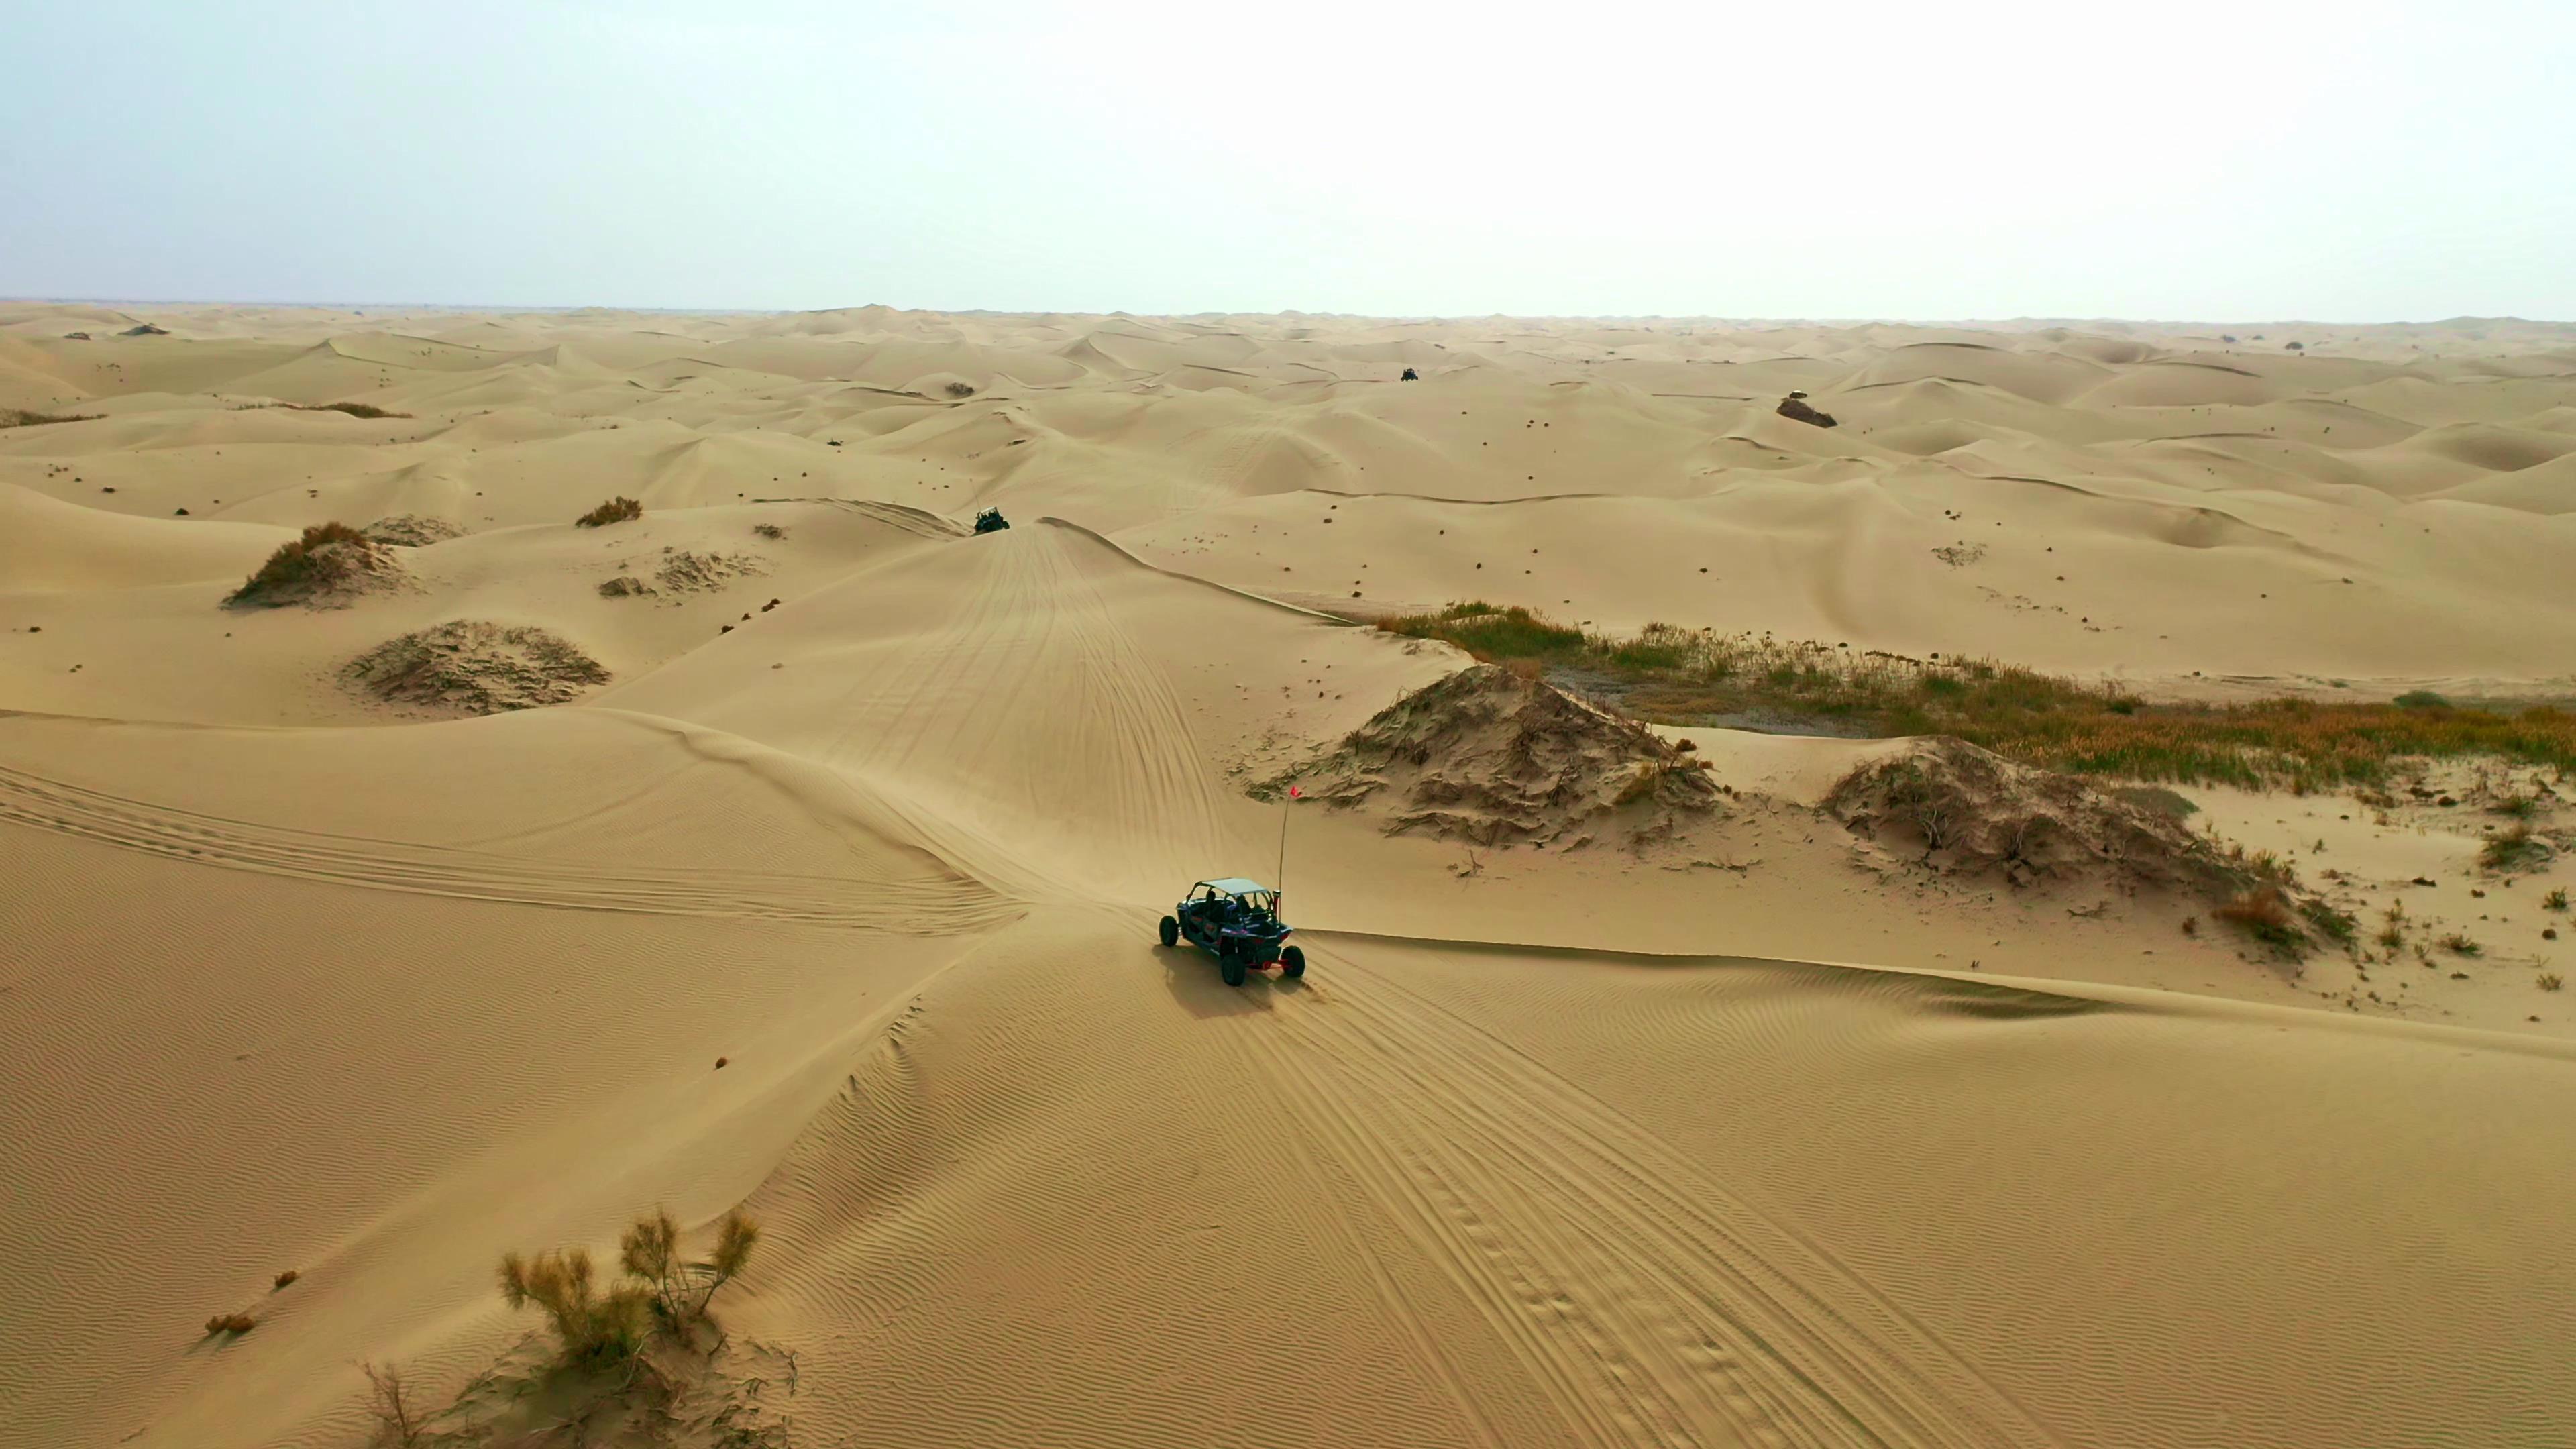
[361,514,466,547]
[1296,663,1718,845]
[653,548,763,593]
[223,523,411,608]
[1827,736,2348,948]
[343,621,609,714]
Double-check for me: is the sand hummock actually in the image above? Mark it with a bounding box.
[1295,663,1718,844]
[362,514,467,547]
[222,523,412,608]
[343,620,610,713]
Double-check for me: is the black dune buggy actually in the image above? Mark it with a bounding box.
[972,507,1010,534]
[1160,878,1304,987]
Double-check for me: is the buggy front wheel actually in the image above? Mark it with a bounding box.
[1279,945,1305,979]
[1159,915,1179,949]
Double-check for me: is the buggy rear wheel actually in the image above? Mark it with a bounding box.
[1280,945,1305,979]
[1159,915,1179,949]
[1220,951,1247,987]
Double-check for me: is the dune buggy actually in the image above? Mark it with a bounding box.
[1160,878,1304,986]
[972,507,1010,533]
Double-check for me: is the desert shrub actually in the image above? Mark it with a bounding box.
[2300,900,2357,946]
[1,408,103,428]
[2394,690,2451,710]
[621,1208,760,1331]
[576,496,643,527]
[2214,889,2302,953]
[204,1312,257,1336]
[500,1209,760,1370]
[751,523,787,540]
[2491,792,2541,819]
[2547,888,2570,912]
[273,1269,299,1290]
[2542,973,2564,993]
[944,381,975,398]
[2481,824,2549,872]
[227,522,379,605]
[498,1247,652,1366]
[2438,931,2481,957]
[296,400,408,419]
[361,1360,431,1446]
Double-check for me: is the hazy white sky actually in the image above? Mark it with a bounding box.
[5,0,2571,319]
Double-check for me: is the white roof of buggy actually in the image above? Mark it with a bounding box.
[1198,877,1273,895]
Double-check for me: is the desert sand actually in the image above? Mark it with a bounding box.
[5,302,2576,1448]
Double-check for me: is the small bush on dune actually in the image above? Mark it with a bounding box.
[2547,888,2570,912]
[2394,690,2451,710]
[2481,824,2550,873]
[2439,931,2482,957]
[751,523,786,540]
[576,496,643,527]
[227,522,382,606]
[498,1247,653,1367]
[203,1311,257,1336]
[361,1360,432,1447]
[500,1209,760,1371]
[2214,888,2304,953]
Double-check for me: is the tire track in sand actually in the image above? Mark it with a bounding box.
[1226,941,2060,1449]
[0,764,1014,932]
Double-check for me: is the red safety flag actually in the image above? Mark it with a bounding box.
[1288,785,1303,798]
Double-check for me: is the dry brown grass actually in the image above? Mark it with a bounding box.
[1380,602,2576,792]
[2214,888,2303,954]
[576,496,643,527]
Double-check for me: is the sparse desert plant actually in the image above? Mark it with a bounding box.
[227,521,381,606]
[498,1246,652,1367]
[2438,931,2482,957]
[361,1360,431,1446]
[1,407,103,428]
[2300,900,2357,947]
[2547,888,2570,912]
[2180,915,2199,936]
[2376,902,2407,950]
[2491,792,2541,819]
[620,1208,761,1334]
[944,381,976,398]
[204,1312,257,1336]
[575,496,643,527]
[751,523,786,540]
[500,1209,760,1371]
[1376,604,2576,792]
[2541,973,2564,992]
[2481,824,2550,873]
[2214,888,2304,953]
[273,1269,299,1290]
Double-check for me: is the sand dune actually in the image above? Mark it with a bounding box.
[7,304,2576,1448]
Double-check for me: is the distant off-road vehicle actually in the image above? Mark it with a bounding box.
[1160,878,1304,986]
[972,507,1010,534]
[1399,366,1419,381]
